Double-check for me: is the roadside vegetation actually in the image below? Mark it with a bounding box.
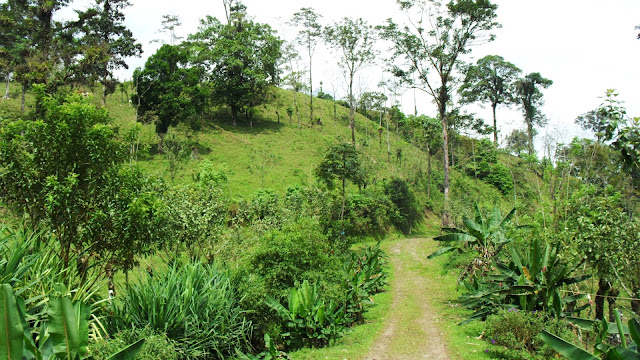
[0,0,638,359]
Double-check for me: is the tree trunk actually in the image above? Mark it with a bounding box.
[440,98,451,226]
[21,85,26,114]
[427,146,432,199]
[492,103,498,145]
[349,74,356,145]
[526,117,535,155]
[309,55,314,126]
[232,106,238,127]
[632,285,640,316]
[3,73,9,99]
[595,278,611,320]
[101,80,107,107]
[607,287,619,322]
[386,114,391,162]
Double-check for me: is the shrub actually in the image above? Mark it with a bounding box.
[485,309,577,359]
[113,261,251,359]
[90,327,179,360]
[241,218,343,344]
[164,185,228,259]
[486,163,513,194]
[266,280,346,350]
[343,243,388,324]
[248,218,342,301]
[383,178,418,234]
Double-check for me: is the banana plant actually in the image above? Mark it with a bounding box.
[343,243,388,324]
[0,283,144,360]
[265,280,346,349]
[540,310,640,359]
[459,238,590,323]
[428,203,516,281]
[235,333,290,360]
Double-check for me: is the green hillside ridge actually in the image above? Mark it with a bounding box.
[0,82,525,221]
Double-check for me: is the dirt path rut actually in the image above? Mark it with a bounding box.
[364,237,450,360]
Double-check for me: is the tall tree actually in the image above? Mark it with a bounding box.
[81,0,142,106]
[191,8,282,127]
[380,0,500,225]
[131,45,200,151]
[153,13,183,45]
[315,142,364,220]
[290,7,323,126]
[514,72,553,155]
[459,55,521,144]
[324,17,377,144]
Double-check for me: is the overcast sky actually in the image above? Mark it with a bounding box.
[59,0,640,152]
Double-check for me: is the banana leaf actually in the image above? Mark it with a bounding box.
[539,330,598,360]
[0,284,23,360]
[106,338,146,360]
[48,296,85,360]
[630,319,640,348]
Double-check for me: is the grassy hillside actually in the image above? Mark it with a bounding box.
[1,82,522,224]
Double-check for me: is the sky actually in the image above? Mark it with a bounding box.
[57,0,640,153]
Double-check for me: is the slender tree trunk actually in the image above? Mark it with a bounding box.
[386,114,391,162]
[595,278,611,320]
[607,287,619,322]
[440,99,450,226]
[492,103,498,145]
[349,74,356,145]
[21,85,26,114]
[526,117,535,155]
[427,147,432,199]
[101,70,109,107]
[632,285,640,316]
[309,55,314,125]
[232,106,238,127]
[3,73,9,99]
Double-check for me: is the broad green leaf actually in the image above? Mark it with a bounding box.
[539,330,598,360]
[48,296,81,360]
[566,317,596,331]
[426,246,455,259]
[629,319,640,348]
[106,338,145,360]
[0,284,23,360]
[433,233,477,244]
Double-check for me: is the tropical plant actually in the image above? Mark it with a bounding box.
[343,243,388,324]
[112,262,251,359]
[459,238,590,323]
[428,203,516,281]
[540,311,640,360]
[235,333,290,360]
[265,280,346,349]
[0,283,144,360]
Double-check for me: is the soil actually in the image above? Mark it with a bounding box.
[364,237,451,360]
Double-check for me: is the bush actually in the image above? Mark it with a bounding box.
[90,327,179,360]
[240,218,343,344]
[485,309,578,359]
[383,178,418,234]
[113,261,251,360]
[486,163,513,194]
[235,188,282,230]
[266,280,346,350]
[164,185,228,259]
[343,243,388,324]
[248,218,342,301]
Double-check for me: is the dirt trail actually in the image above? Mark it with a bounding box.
[364,237,450,360]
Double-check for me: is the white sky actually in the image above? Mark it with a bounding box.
[58,0,640,153]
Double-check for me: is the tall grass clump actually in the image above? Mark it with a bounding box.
[113,261,251,359]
